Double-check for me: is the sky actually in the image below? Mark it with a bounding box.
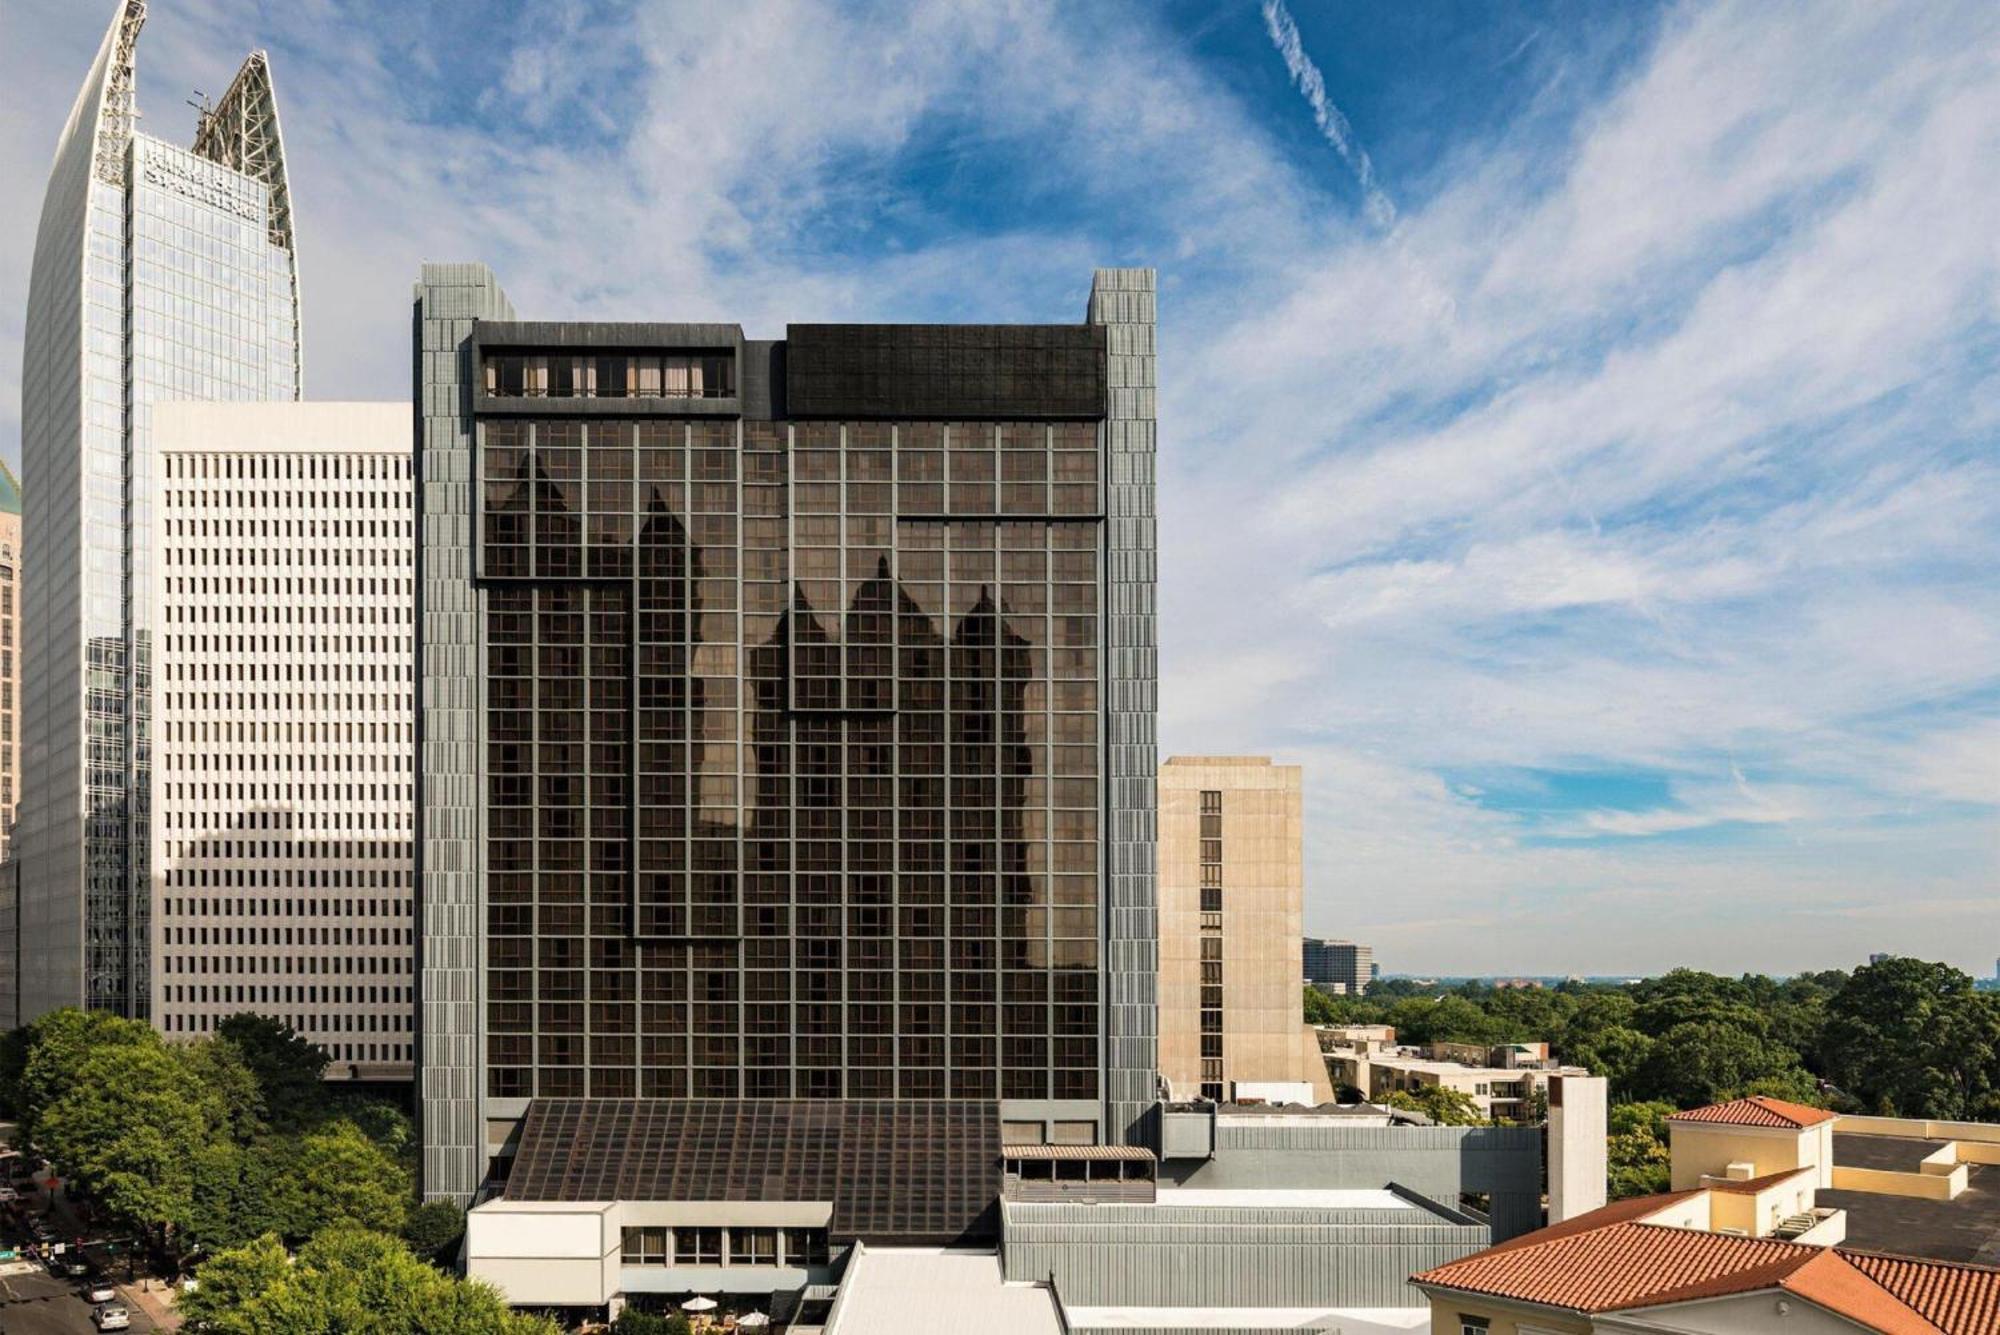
[0,0,1993,978]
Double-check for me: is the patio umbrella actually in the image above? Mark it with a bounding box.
[681,1296,719,1312]
[737,1313,770,1329]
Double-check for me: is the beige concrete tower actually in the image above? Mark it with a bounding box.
[1158,756,1333,1103]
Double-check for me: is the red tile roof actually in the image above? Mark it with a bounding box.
[1413,1220,1822,1314]
[1847,1251,2000,1334]
[1412,1192,1996,1333]
[1666,1095,1838,1129]
[1779,1251,1942,1335]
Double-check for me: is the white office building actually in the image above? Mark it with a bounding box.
[149,402,412,1079]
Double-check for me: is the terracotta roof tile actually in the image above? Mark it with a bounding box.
[1846,1250,2000,1335]
[1779,1251,1942,1335]
[1666,1095,1837,1129]
[1413,1192,1999,1334]
[1468,1188,1706,1258]
[1413,1220,1822,1312]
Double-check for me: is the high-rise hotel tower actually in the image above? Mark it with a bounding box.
[18,0,302,1020]
[415,265,1157,1203]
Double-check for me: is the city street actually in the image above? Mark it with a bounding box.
[0,1261,155,1334]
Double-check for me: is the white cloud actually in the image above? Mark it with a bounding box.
[0,0,1992,973]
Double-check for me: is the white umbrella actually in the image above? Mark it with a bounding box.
[738,1315,770,1329]
[681,1296,719,1312]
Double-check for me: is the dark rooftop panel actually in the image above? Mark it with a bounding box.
[785,323,1105,419]
[505,1098,1001,1245]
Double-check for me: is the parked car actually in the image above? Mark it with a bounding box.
[94,1305,131,1332]
[59,1255,93,1278]
[84,1281,118,1305]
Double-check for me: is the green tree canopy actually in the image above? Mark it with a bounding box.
[1302,986,1342,1026]
[403,1200,466,1261]
[36,1034,253,1236]
[16,1009,158,1142]
[179,1226,560,1335]
[1820,958,2000,1119]
[1382,1085,1485,1126]
[1606,1100,1676,1200]
[1631,1019,1811,1108]
[216,1015,328,1132]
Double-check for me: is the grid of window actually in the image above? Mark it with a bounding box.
[479,413,1103,1102]
[1198,788,1224,1101]
[154,446,412,1072]
[508,1099,998,1244]
[484,353,735,401]
[619,1225,824,1269]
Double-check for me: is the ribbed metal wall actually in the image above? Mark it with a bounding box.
[415,262,516,1203]
[1090,269,1158,1148]
[1167,1121,1544,1241]
[1003,1200,1485,1307]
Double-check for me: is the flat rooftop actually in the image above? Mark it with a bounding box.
[1154,1187,1417,1211]
[825,1248,1059,1335]
[1827,1133,2000,1264]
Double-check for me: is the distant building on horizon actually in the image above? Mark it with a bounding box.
[1304,936,1373,996]
[1869,952,1893,966]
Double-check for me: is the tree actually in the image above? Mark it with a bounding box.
[325,1094,416,1164]
[179,1226,560,1335]
[1607,1101,1675,1199]
[37,1040,225,1237]
[1820,959,1999,1119]
[612,1312,693,1335]
[189,1141,297,1254]
[177,1233,292,1329]
[1302,986,1341,1026]
[1566,1025,1654,1101]
[403,1200,466,1261]
[290,1121,412,1237]
[1631,1020,1808,1108]
[1382,1085,1484,1126]
[16,1008,157,1143]
[1385,996,1508,1047]
[215,1015,326,1132]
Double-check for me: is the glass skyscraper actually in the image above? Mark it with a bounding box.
[17,0,302,1020]
[415,265,1157,1202]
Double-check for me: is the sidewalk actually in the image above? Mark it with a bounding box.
[122,1275,182,1331]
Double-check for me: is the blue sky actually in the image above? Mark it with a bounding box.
[2,0,1994,975]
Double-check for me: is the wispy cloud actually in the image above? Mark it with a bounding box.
[0,0,1992,975]
[1260,0,1396,230]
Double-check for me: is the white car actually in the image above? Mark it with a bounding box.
[94,1305,131,1331]
[85,1282,119,1304]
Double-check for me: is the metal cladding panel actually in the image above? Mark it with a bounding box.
[416,262,516,1204]
[1090,270,1158,1147]
[1001,1200,1485,1308]
[1167,1122,1544,1242]
[506,1098,1000,1245]
[784,323,1106,419]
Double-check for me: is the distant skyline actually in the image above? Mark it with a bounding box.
[2,0,1993,975]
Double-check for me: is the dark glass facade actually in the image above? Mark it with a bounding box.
[474,360,1108,1103]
